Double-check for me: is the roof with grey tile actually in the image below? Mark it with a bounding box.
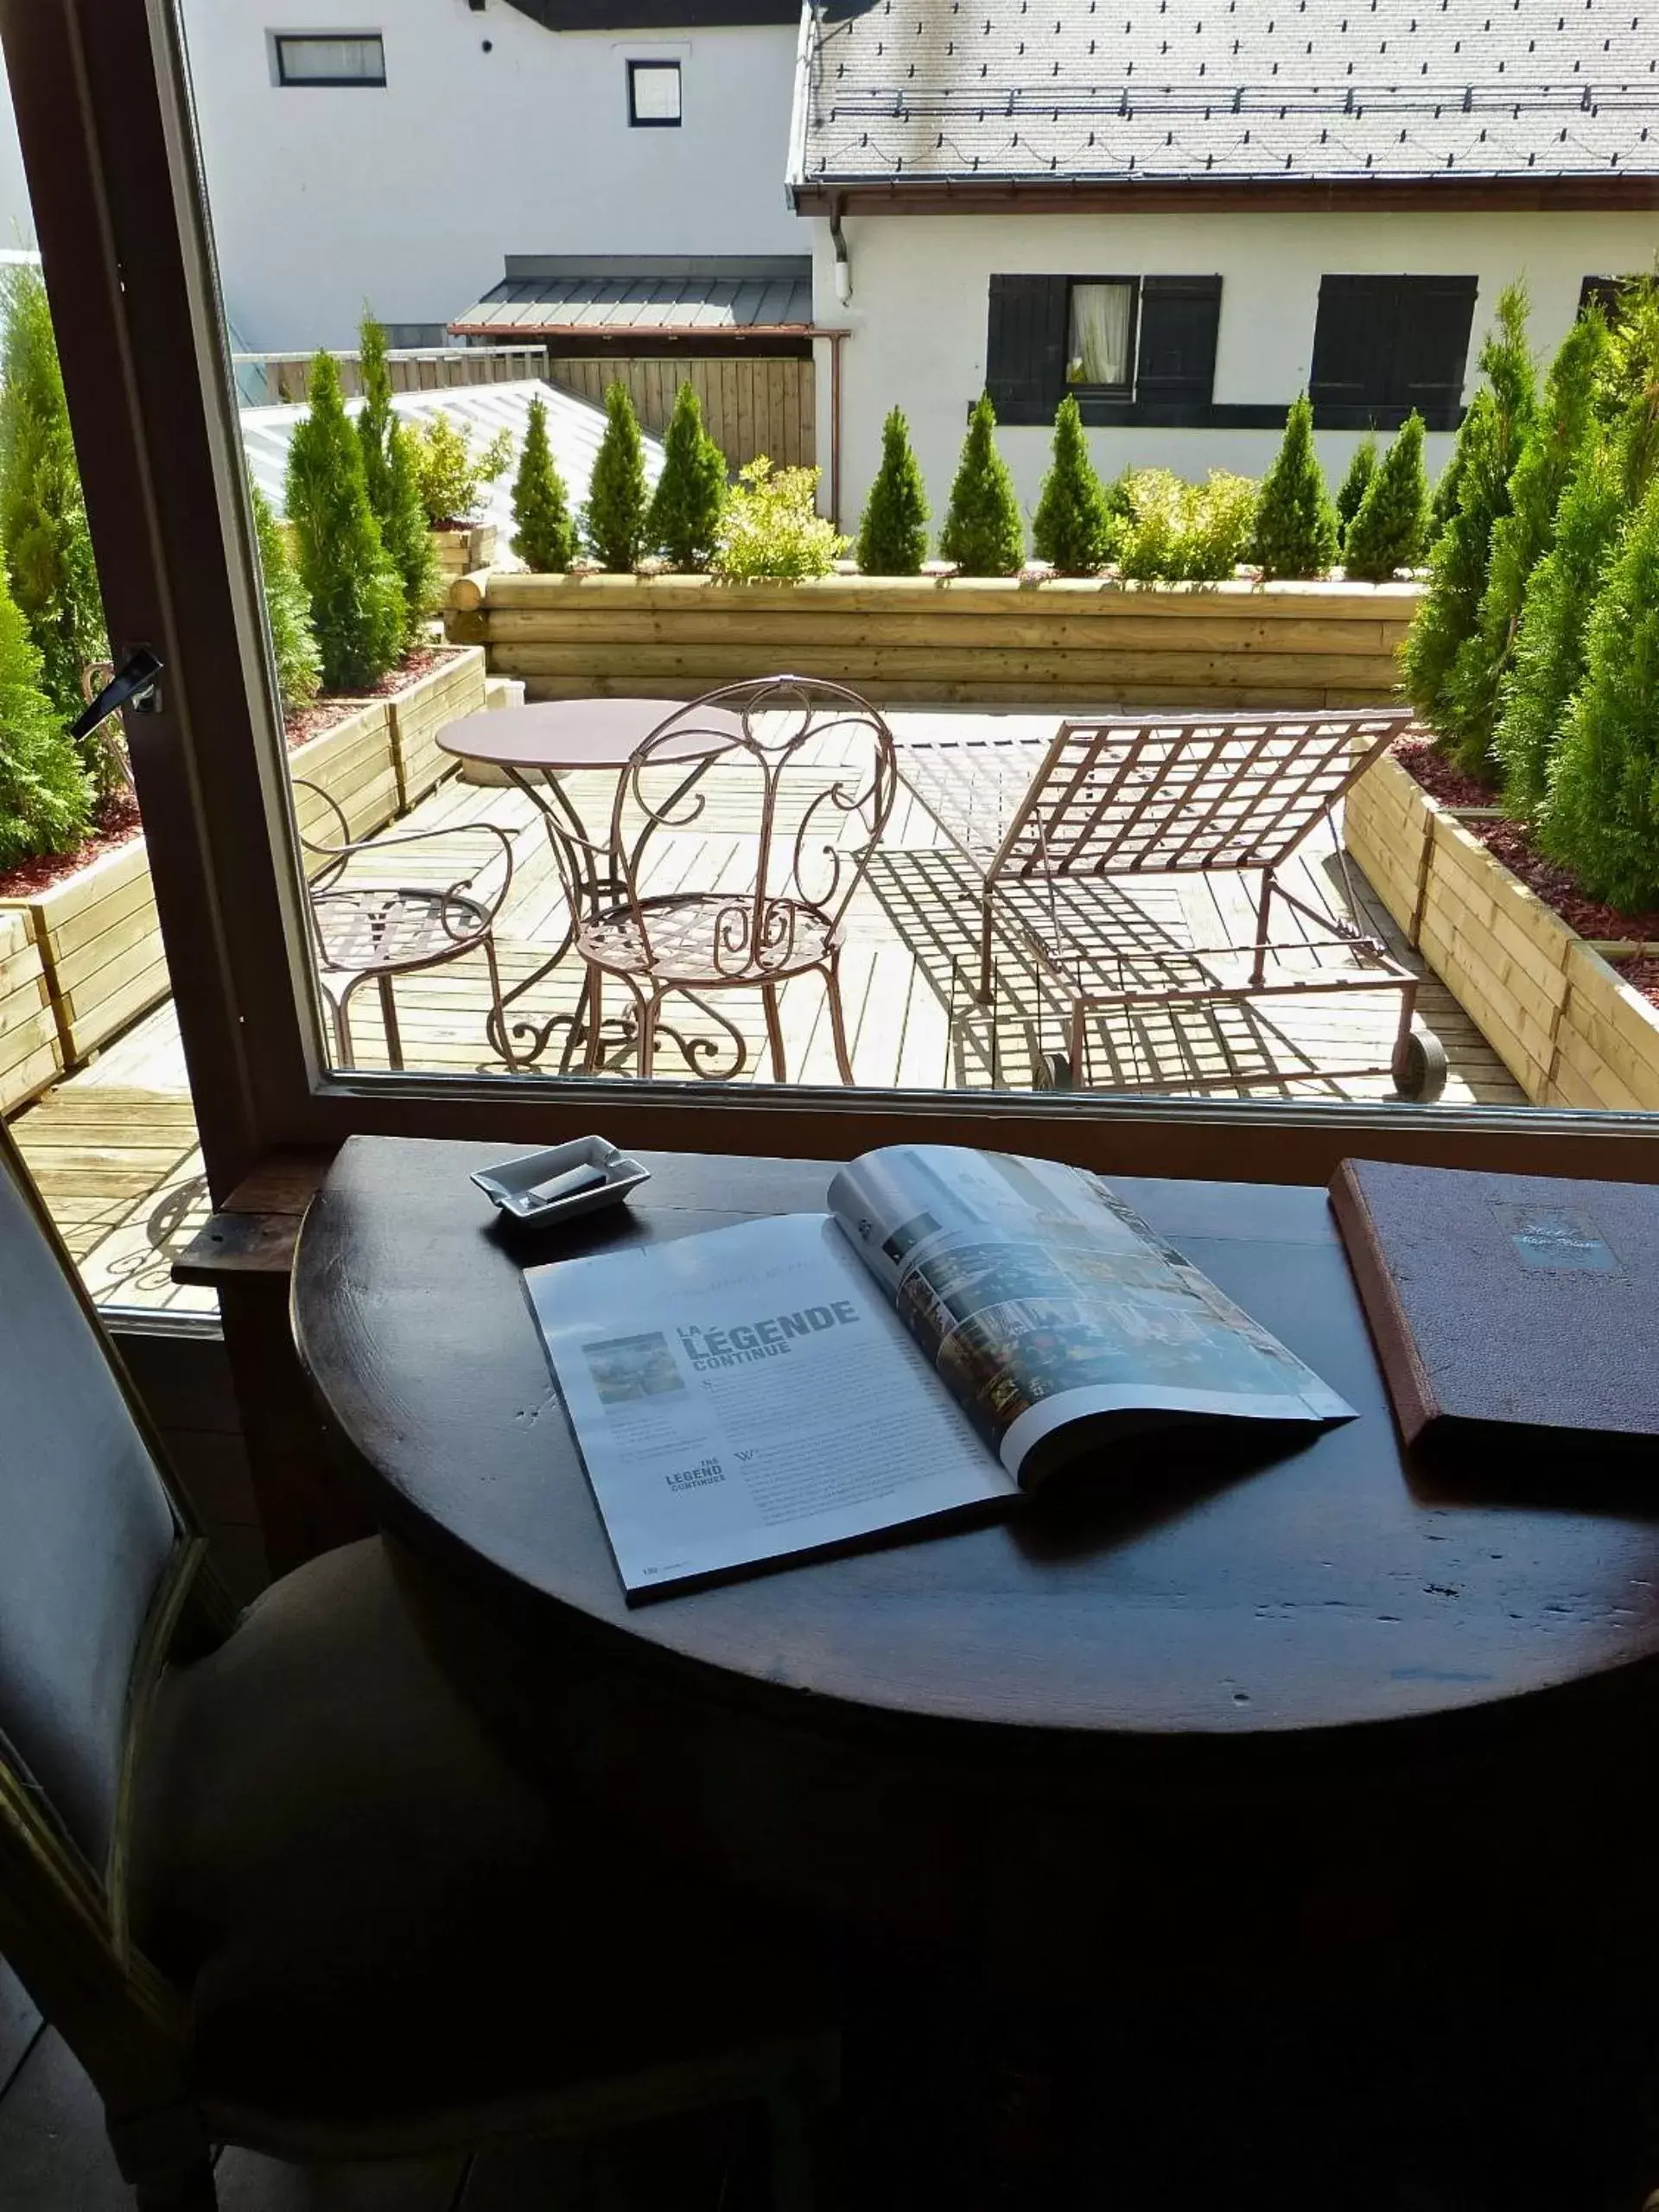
[452,257,815,335]
[792,0,1659,184]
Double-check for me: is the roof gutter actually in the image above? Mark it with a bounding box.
[791,174,1659,214]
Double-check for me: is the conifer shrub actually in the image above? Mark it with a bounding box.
[284,352,404,691]
[583,382,650,572]
[855,406,929,575]
[1335,435,1378,548]
[1426,422,1474,546]
[712,461,846,581]
[355,313,439,639]
[510,394,576,573]
[938,394,1025,576]
[355,314,397,522]
[0,550,88,869]
[1251,395,1339,578]
[1535,471,1659,909]
[1342,414,1430,582]
[1401,282,1536,747]
[1031,396,1111,573]
[251,480,321,710]
[0,264,108,779]
[1441,306,1607,766]
[646,382,727,571]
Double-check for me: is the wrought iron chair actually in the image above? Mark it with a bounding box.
[291,779,513,1071]
[0,1115,839,2209]
[576,676,897,1084]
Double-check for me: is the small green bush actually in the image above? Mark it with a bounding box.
[646,383,727,571]
[1535,470,1659,909]
[855,406,930,575]
[1252,396,1339,579]
[1031,396,1111,573]
[938,394,1024,576]
[1402,282,1536,751]
[582,383,650,573]
[1335,436,1379,547]
[0,264,108,780]
[1441,304,1607,766]
[0,550,88,869]
[285,352,404,691]
[1114,468,1255,582]
[1342,414,1430,582]
[510,394,576,573]
[400,410,514,530]
[712,460,846,581]
[251,480,321,711]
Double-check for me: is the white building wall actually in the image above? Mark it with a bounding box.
[0,7,801,352]
[812,210,1659,531]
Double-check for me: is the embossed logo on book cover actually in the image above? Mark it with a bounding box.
[1491,1203,1619,1274]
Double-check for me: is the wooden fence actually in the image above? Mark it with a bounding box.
[445,573,1416,709]
[545,358,815,472]
[235,346,550,406]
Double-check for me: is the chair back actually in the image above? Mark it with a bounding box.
[988,706,1414,882]
[609,676,897,980]
[0,1125,187,1880]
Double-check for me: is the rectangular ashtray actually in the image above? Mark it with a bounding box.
[471,1136,650,1227]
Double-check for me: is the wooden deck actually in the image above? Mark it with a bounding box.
[5,708,1522,1312]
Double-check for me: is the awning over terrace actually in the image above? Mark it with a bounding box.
[450,255,817,343]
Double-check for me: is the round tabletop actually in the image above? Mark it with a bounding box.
[436,696,741,772]
[290,1136,1659,1977]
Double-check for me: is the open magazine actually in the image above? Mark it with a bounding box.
[525,1145,1353,1601]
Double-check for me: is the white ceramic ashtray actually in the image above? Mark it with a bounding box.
[471,1136,650,1226]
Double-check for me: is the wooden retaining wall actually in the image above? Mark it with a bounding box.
[1345,751,1659,1109]
[447,574,1420,709]
[235,345,549,406]
[388,647,488,808]
[0,836,168,1081]
[289,699,401,856]
[0,908,62,1114]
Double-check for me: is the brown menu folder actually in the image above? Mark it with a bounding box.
[1329,1159,1659,1450]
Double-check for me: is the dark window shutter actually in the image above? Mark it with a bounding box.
[1135,276,1222,405]
[1580,273,1629,322]
[1391,276,1477,429]
[1309,276,1389,416]
[984,275,1068,426]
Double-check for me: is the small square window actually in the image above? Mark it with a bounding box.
[1066,281,1136,393]
[628,60,681,127]
[274,34,386,86]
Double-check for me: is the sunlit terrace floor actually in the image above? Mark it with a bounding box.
[7,709,1523,1314]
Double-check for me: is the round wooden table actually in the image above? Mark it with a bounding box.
[292,1135,1659,1994]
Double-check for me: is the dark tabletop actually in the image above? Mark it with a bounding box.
[291,1136,1659,1752]
[436,696,741,770]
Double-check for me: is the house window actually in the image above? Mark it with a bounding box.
[627,60,681,126]
[272,34,385,86]
[1580,275,1636,321]
[1308,276,1477,433]
[987,275,1223,425]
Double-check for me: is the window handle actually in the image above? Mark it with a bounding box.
[70,646,164,742]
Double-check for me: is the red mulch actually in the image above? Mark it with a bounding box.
[1390,734,1659,1010]
[0,789,143,900]
[283,645,461,753]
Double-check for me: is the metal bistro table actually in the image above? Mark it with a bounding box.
[437,697,742,1075]
[292,1136,1659,2004]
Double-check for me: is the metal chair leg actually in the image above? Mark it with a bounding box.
[762,982,789,1084]
[635,989,660,1078]
[823,955,855,1086]
[583,968,606,1075]
[375,973,404,1072]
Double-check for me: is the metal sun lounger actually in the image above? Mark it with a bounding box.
[896,706,1446,1100]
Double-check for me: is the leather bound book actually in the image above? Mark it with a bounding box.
[1329,1159,1659,1450]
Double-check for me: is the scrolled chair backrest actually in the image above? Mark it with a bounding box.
[0,1120,188,1891]
[608,676,897,980]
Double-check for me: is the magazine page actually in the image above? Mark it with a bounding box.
[525,1211,1017,1599]
[828,1145,1353,1480]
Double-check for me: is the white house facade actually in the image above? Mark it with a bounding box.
[791,0,1659,524]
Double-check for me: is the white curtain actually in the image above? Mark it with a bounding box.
[1070,284,1134,387]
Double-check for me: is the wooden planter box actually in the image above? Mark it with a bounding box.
[0,906,63,1112]
[432,523,497,582]
[0,834,168,1077]
[289,696,400,858]
[445,572,1421,709]
[386,645,487,808]
[1345,751,1659,1109]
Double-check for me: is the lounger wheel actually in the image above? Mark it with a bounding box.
[1034,1051,1074,1091]
[1392,1025,1447,1103]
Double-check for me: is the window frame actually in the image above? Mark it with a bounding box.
[271,31,386,88]
[1064,276,1139,402]
[2,0,1656,1209]
[626,57,681,127]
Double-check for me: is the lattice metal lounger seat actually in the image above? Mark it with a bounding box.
[897,707,1446,1101]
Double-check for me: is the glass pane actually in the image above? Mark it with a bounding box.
[1069,283,1134,387]
[276,35,386,87]
[629,61,681,123]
